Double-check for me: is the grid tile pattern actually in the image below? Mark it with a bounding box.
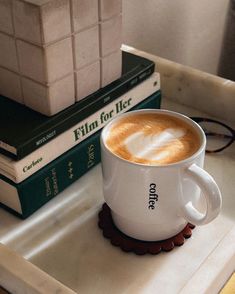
[0,0,122,116]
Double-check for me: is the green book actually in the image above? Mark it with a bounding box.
[0,91,161,219]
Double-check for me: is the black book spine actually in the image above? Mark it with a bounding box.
[16,64,154,159]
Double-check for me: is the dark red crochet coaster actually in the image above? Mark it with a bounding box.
[98,203,195,255]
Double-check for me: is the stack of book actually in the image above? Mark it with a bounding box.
[0,51,161,219]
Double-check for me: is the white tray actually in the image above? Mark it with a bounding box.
[0,47,234,294]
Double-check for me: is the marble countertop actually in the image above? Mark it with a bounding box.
[0,46,234,294]
[122,45,235,127]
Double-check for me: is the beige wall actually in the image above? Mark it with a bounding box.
[123,0,230,75]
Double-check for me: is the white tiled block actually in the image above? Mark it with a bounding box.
[0,67,23,103]
[71,0,98,32]
[74,25,100,69]
[49,74,75,114]
[75,61,100,101]
[45,37,73,83]
[22,75,75,116]
[13,0,42,44]
[13,0,71,45]
[100,15,122,57]
[101,50,122,87]
[0,33,18,72]
[41,0,71,44]
[0,0,14,35]
[17,38,73,84]
[99,0,122,21]
[17,40,46,83]
[22,78,47,114]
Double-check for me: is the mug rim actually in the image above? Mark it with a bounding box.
[101,109,206,168]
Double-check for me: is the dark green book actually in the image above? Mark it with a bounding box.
[0,51,155,160]
[0,91,161,219]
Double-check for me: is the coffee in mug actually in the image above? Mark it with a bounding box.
[101,109,222,241]
[105,113,201,165]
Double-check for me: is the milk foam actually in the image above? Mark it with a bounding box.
[124,128,186,162]
[105,113,200,165]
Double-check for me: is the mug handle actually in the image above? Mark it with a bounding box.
[181,164,222,225]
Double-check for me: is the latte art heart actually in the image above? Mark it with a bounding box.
[124,128,186,162]
[105,113,201,165]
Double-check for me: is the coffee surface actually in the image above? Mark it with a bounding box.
[105,113,201,165]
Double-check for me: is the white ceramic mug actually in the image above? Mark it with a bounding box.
[100,109,222,241]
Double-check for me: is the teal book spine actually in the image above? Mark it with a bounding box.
[0,91,161,218]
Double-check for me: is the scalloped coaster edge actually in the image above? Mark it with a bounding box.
[98,203,195,255]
